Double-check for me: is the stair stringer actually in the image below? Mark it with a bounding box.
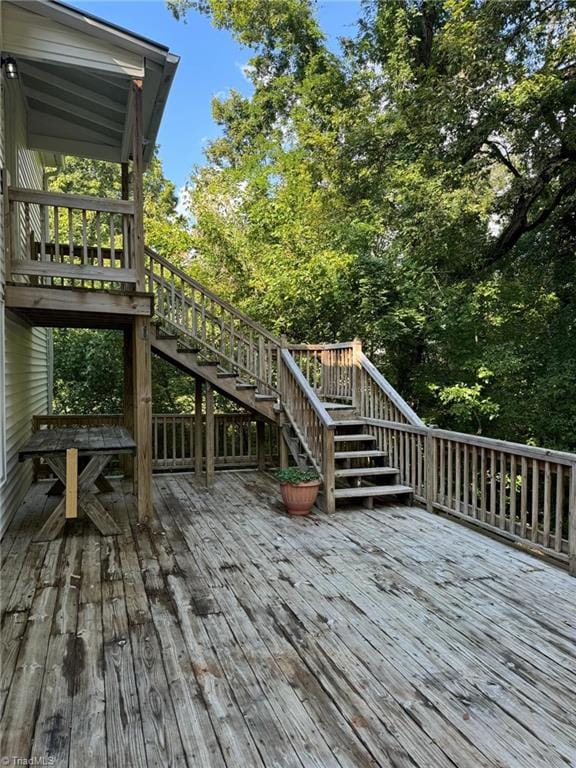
[150,330,279,423]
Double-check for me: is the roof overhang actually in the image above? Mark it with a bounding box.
[1,0,180,166]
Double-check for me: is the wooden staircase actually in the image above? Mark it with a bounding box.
[145,246,424,511]
[150,326,278,420]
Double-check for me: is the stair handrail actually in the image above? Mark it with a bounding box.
[281,349,335,429]
[358,352,425,427]
[145,246,282,393]
[145,247,281,343]
[280,349,336,507]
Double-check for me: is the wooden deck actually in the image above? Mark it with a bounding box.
[1,471,575,768]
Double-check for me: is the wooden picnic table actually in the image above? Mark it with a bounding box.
[19,425,136,541]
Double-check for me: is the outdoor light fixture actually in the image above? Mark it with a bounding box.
[1,57,18,79]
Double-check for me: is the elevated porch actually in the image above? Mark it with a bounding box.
[4,180,152,327]
[1,470,574,767]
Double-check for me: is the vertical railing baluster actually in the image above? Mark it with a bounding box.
[531,459,540,543]
[555,466,564,553]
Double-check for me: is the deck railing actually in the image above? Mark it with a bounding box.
[358,352,424,426]
[32,412,278,473]
[145,247,281,395]
[288,342,356,403]
[361,417,576,572]
[7,187,136,288]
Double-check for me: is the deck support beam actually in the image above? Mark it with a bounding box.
[122,328,135,479]
[279,414,289,470]
[194,378,203,479]
[131,79,145,292]
[132,316,153,523]
[352,337,362,411]
[257,420,266,471]
[322,426,336,513]
[205,382,215,487]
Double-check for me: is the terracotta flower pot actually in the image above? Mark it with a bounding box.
[280,480,321,515]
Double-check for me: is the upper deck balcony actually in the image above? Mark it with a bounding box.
[4,183,154,327]
[6,186,138,290]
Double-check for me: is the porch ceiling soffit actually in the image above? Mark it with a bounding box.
[2,1,179,165]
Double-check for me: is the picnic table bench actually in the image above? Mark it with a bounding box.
[19,425,136,541]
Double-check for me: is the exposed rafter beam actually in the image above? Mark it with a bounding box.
[27,133,120,163]
[18,61,127,115]
[24,86,124,136]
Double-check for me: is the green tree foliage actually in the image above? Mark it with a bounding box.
[52,328,198,414]
[50,149,193,263]
[169,0,576,449]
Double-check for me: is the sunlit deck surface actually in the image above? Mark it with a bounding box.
[1,471,575,768]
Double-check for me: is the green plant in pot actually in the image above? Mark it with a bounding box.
[274,467,321,516]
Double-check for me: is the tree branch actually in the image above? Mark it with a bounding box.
[483,164,576,267]
[486,140,522,178]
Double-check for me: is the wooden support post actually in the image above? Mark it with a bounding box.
[65,448,78,519]
[256,420,266,471]
[121,328,134,480]
[278,339,289,470]
[321,348,329,400]
[352,337,362,412]
[133,316,153,523]
[258,336,266,385]
[205,382,215,487]
[569,464,576,576]
[278,412,289,470]
[425,428,436,513]
[121,161,130,200]
[323,426,336,514]
[278,334,288,394]
[131,79,145,290]
[194,378,203,479]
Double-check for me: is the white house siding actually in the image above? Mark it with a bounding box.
[0,50,50,535]
[0,317,50,534]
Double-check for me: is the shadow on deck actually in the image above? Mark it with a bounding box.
[1,471,575,767]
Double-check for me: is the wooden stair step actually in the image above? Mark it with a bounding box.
[197,360,220,367]
[255,394,277,402]
[236,383,257,390]
[335,467,398,478]
[177,346,200,354]
[217,372,238,379]
[155,331,178,340]
[332,420,368,428]
[335,450,386,460]
[334,434,377,443]
[334,484,412,499]
[322,402,356,410]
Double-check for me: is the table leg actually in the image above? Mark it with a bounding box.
[65,448,78,519]
[36,454,120,540]
[34,498,67,541]
[77,455,121,535]
[94,474,115,494]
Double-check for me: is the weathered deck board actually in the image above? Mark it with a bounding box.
[0,471,575,768]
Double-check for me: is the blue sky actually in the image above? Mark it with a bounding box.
[65,0,362,192]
